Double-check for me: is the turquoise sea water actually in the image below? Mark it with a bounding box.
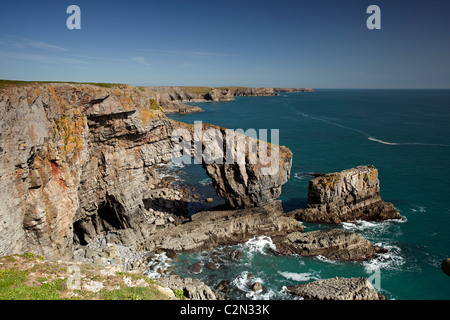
[165,89,450,300]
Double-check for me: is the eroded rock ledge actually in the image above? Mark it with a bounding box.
[273,229,385,261]
[140,201,302,253]
[288,166,401,224]
[286,277,385,300]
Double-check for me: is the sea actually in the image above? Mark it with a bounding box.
[154,89,450,300]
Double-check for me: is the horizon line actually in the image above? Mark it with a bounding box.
[1,79,449,90]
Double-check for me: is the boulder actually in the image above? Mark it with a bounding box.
[205,262,219,270]
[286,277,383,300]
[189,262,203,274]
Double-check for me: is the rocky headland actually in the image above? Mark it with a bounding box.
[286,277,385,300]
[288,166,401,224]
[0,81,397,300]
[142,86,314,114]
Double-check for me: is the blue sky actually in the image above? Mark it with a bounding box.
[0,0,449,88]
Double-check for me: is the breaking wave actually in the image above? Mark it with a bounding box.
[293,171,317,181]
[232,271,277,300]
[364,243,405,272]
[368,137,450,147]
[298,111,450,147]
[277,271,320,282]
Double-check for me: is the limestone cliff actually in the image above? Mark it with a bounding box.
[143,86,314,113]
[0,83,293,259]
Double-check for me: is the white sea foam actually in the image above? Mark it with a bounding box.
[145,252,172,279]
[293,172,306,180]
[342,220,378,232]
[232,271,271,300]
[231,271,277,300]
[293,171,316,181]
[363,243,405,272]
[368,136,450,147]
[297,112,450,148]
[280,286,304,300]
[242,235,277,255]
[199,178,211,186]
[315,255,341,264]
[368,137,400,146]
[277,271,320,282]
[166,160,186,169]
[410,205,427,213]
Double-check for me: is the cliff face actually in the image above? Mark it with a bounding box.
[143,86,314,113]
[0,83,293,259]
[289,166,401,224]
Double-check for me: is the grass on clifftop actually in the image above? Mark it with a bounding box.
[180,86,249,95]
[0,252,180,300]
[181,86,213,95]
[0,79,124,89]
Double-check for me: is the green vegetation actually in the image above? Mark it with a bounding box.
[216,86,247,92]
[0,268,67,300]
[149,98,164,112]
[173,288,186,300]
[0,79,124,89]
[0,253,178,300]
[100,286,164,300]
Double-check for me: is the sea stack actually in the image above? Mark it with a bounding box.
[289,165,401,224]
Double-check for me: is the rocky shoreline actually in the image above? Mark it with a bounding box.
[141,86,314,114]
[0,82,401,300]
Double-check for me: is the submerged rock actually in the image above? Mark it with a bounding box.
[230,250,243,261]
[289,166,401,224]
[286,277,384,300]
[205,262,219,270]
[252,282,264,292]
[189,262,203,274]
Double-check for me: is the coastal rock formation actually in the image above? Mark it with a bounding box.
[442,258,450,276]
[274,228,383,260]
[0,83,293,259]
[289,166,401,224]
[143,86,314,113]
[157,274,221,300]
[197,125,293,208]
[286,277,384,300]
[141,201,303,253]
[274,88,315,93]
